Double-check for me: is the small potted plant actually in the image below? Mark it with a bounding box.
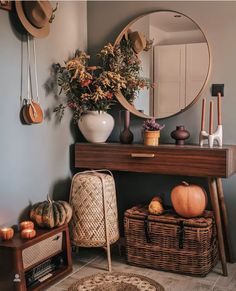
[142,118,165,146]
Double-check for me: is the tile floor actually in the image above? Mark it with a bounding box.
[48,247,236,291]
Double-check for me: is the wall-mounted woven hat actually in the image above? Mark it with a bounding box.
[128,30,147,54]
[15,1,54,38]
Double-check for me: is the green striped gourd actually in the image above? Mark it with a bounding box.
[30,195,72,228]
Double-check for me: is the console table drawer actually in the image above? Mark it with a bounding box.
[75,143,236,178]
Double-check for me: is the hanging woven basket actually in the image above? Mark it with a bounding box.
[69,170,119,247]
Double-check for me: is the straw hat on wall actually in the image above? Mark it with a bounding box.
[128,30,147,54]
[15,1,54,38]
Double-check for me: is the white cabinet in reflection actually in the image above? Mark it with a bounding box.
[154,43,209,118]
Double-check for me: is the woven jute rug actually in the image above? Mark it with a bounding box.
[68,272,165,291]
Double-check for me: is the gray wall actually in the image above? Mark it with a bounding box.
[1,0,236,259]
[87,1,236,257]
[0,1,87,227]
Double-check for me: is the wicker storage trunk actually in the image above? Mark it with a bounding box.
[124,206,218,276]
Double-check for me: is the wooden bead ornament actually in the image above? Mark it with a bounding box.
[19,221,34,231]
[21,229,36,239]
[0,227,14,241]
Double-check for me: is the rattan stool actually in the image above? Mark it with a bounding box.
[69,170,119,271]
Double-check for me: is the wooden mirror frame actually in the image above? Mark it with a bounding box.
[114,10,211,119]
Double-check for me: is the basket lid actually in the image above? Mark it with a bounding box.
[124,205,214,228]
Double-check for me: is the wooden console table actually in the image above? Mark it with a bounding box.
[74,143,236,276]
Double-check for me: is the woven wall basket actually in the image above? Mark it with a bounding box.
[69,170,120,248]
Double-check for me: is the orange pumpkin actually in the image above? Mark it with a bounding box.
[19,221,34,231]
[148,196,164,215]
[21,229,36,239]
[0,227,14,241]
[171,181,207,218]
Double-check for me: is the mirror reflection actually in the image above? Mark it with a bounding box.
[116,11,210,118]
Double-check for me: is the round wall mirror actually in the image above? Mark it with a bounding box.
[114,10,210,119]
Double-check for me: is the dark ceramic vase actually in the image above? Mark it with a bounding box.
[119,110,134,144]
[171,125,190,145]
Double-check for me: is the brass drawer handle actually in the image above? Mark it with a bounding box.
[131,153,155,158]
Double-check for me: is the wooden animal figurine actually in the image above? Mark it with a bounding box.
[199,85,223,148]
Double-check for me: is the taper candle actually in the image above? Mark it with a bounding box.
[201,98,206,131]
[0,227,14,241]
[209,101,214,135]
[217,92,222,125]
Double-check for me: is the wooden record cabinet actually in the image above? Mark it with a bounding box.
[0,223,72,291]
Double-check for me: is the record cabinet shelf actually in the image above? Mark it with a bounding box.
[0,223,72,291]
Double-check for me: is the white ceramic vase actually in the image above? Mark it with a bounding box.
[78,111,114,143]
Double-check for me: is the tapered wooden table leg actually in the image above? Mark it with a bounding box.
[208,177,228,276]
[216,178,234,263]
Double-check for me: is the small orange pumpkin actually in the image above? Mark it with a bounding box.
[148,196,164,215]
[171,181,207,218]
[19,221,34,231]
[0,227,14,241]
[21,229,36,239]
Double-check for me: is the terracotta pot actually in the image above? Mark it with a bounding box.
[78,111,114,143]
[143,130,160,146]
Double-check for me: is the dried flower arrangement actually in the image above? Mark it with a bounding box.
[54,49,126,121]
[54,37,152,121]
[143,118,165,131]
[99,39,153,104]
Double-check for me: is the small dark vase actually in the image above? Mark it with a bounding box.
[119,110,134,144]
[171,125,190,145]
